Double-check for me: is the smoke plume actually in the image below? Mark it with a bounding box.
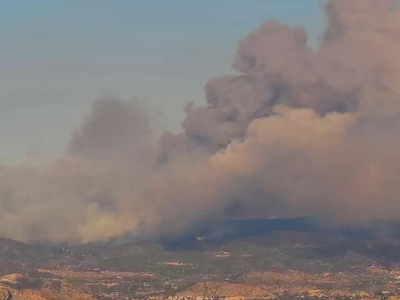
[2,0,400,242]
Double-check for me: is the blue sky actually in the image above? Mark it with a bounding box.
[0,0,325,163]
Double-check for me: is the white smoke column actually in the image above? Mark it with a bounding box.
[1,0,400,242]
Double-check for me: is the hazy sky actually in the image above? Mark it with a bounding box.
[0,0,325,163]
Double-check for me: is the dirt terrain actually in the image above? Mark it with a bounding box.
[0,220,400,299]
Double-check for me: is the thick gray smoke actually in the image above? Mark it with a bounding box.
[1,0,400,242]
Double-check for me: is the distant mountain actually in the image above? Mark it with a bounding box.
[159,216,400,247]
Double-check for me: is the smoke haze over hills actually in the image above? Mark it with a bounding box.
[1,0,400,243]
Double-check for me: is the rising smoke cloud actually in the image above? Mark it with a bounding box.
[1,0,400,242]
